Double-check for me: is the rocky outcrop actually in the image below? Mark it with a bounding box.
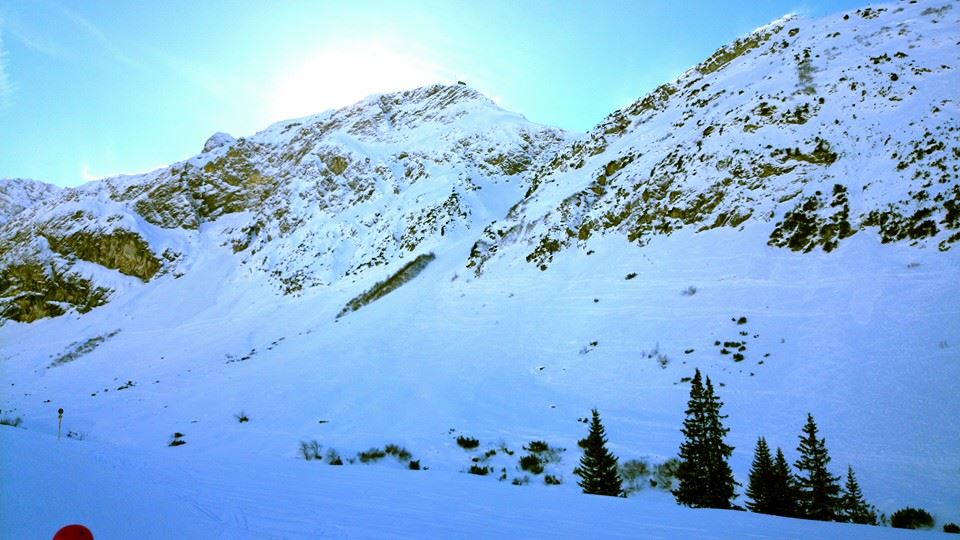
[43,230,162,282]
[202,132,236,153]
[0,262,111,323]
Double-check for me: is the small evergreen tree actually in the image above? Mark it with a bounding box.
[746,437,774,513]
[840,466,878,525]
[768,447,800,517]
[673,369,736,508]
[794,413,841,521]
[574,409,623,496]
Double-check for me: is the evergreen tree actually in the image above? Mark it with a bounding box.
[674,369,737,508]
[794,413,841,521]
[840,466,878,525]
[674,369,707,506]
[574,409,623,496]
[768,447,800,517]
[746,437,774,513]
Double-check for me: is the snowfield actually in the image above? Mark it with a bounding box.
[0,428,945,539]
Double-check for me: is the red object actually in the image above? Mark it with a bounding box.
[53,524,93,540]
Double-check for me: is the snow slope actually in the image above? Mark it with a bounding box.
[1,0,959,537]
[0,428,944,539]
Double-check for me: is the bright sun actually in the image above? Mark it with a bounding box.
[266,42,452,122]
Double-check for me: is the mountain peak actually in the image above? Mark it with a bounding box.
[255,83,504,143]
[202,132,236,153]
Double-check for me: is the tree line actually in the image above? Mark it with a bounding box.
[574,368,882,525]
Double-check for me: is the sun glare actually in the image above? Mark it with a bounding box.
[266,43,452,123]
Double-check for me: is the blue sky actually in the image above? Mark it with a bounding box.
[0,0,867,187]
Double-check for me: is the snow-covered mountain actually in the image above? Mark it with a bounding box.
[2,1,958,536]
[0,83,568,321]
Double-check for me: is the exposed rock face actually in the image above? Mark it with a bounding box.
[0,262,110,323]
[43,230,162,282]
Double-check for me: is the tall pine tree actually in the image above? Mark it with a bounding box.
[746,437,774,513]
[574,409,623,496]
[840,466,878,525]
[674,369,707,506]
[768,447,800,517]
[674,369,736,508]
[794,413,841,521]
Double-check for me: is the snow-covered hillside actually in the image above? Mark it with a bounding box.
[0,178,60,225]
[468,0,960,273]
[2,0,959,537]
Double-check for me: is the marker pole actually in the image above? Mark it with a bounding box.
[58,408,63,441]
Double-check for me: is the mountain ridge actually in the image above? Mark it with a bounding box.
[467,1,959,274]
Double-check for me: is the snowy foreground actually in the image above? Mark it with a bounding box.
[0,428,942,539]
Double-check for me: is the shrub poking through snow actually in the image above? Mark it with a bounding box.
[943,523,960,534]
[524,440,550,453]
[299,440,321,460]
[544,474,562,485]
[890,507,935,529]
[620,459,651,494]
[657,354,670,369]
[456,435,480,449]
[652,458,681,490]
[358,447,387,463]
[468,464,490,475]
[0,416,23,427]
[326,449,343,465]
[408,460,421,470]
[519,454,544,474]
[235,411,250,423]
[384,444,412,462]
[169,433,186,447]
